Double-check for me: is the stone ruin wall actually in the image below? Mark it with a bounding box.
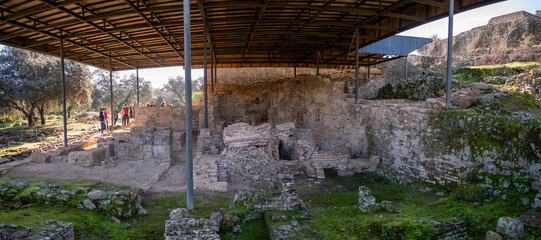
[206,75,541,185]
[134,106,202,132]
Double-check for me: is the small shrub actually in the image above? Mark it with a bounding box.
[507,86,520,91]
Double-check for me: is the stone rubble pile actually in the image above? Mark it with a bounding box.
[164,208,222,240]
[233,174,306,212]
[0,220,74,240]
[357,186,395,213]
[229,174,309,239]
[221,123,279,182]
[0,180,146,219]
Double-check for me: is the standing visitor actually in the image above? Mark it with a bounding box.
[104,108,109,130]
[99,108,105,135]
[151,101,156,107]
[129,104,135,119]
[113,107,119,126]
[122,104,130,126]
[161,102,166,107]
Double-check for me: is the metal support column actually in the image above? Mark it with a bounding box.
[203,28,208,129]
[183,0,194,211]
[354,26,359,104]
[294,66,297,77]
[404,56,408,83]
[109,58,114,132]
[214,58,217,84]
[210,52,214,92]
[136,68,140,106]
[60,38,68,147]
[445,0,454,108]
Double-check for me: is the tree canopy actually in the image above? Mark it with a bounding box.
[0,46,92,125]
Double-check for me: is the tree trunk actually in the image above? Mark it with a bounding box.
[37,105,46,125]
[25,112,33,126]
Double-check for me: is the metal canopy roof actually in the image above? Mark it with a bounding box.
[358,35,431,56]
[0,0,503,71]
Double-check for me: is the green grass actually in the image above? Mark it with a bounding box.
[220,218,270,240]
[0,178,232,239]
[299,172,538,240]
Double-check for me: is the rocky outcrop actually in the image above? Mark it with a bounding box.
[419,11,541,56]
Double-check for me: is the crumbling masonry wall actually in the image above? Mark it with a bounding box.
[207,75,541,185]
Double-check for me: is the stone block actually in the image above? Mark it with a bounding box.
[153,145,172,162]
[275,122,295,132]
[130,127,155,145]
[141,145,154,160]
[117,143,141,159]
[97,143,115,158]
[68,148,107,167]
[172,131,185,152]
[154,128,172,145]
[497,217,524,238]
[31,151,51,163]
[59,142,86,155]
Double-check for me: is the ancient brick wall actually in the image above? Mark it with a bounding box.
[134,106,201,132]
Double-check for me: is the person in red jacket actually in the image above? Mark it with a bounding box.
[104,107,109,130]
[122,104,130,126]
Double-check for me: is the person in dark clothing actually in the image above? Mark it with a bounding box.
[129,104,134,119]
[99,108,106,135]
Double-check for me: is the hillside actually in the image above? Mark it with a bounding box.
[419,10,541,57]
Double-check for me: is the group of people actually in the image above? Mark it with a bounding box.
[98,104,136,134]
[144,101,173,107]
[98,101,174,134]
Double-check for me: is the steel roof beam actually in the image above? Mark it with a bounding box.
[122,0,184,61]
[0,18,135,68]
[242,0,268,64]
[37,0,163,67]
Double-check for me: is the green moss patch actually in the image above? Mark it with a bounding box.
[454,62,539,84]
[299,173,539,239]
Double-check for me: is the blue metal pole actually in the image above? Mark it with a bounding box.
[354,26,359,104]
[61,38,67,147]
[204,27,208,129]
[445,0,454,107]
[184,0,194,211]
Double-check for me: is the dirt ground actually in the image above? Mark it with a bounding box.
[5,156,172,192]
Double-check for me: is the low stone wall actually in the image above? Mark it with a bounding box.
[134,106,201,132]
[0,180,146,219]
[116,127,173,163]
[164,208,222,240]
[0,220,74,240]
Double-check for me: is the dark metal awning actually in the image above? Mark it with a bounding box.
[357,35,432,56]
[0,0,504,70]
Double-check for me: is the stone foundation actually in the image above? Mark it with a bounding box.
[0,220,74,240]
[164,208,222,240]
